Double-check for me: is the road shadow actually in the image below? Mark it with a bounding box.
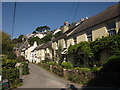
[80,72,120,90]
[61,84,78,90]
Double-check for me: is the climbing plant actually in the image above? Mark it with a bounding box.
[90,33,120,55]
[67,33,120,67]
[68,41,94,59]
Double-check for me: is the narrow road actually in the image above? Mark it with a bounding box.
[18,63,82,88]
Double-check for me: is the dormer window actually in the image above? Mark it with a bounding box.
[73,37,77,45]
[63,39,67,49]
[106,20,116,36]
[55,41,58,50]
[65,40,67,48]
[86,30,92,41]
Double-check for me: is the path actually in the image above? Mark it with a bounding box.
[18,63,82,89]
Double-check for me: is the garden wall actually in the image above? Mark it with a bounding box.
[38,63,94,85]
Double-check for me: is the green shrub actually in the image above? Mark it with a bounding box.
[61,62,73,69]
[28,36,42,45]
[41,60,46,64]
[91,66,102,72]
[7,68,19,82]
[80,67,91,71]
[73,67,91,71]
[73,67,81,70]
[101,55,120,72]
[47,61,60,67]
[21,62,29,75]
[7,52,16,60]
[2,58,17,69]
[16,56,25,62]
[47,61,56,65]
[2,68,20,88]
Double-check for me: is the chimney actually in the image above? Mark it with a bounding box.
[63,21,69,33]
[64,21,68,25]
[85,17,88,19]
[80,18,84,22]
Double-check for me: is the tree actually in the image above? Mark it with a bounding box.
[28,36,42,45]
[32,31,36,34]
[11,38,19,44]
[41,33,52,43]
[54,31,63,38]
[1,31,16,59]
[17,35,24,42]
[11,35,24,44]
[36,26,50,32]
[2,32,12,54]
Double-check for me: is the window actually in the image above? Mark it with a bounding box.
[63,39,67,48]
[13,49,16,51]
[73,37,77,45]
[108,30,116,36]
[107,22,116,29]
[55,41,58,50]
[106,21,116,36]
[86,30,92,41]
[65,40,67,48]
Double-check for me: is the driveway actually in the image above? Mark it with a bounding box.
[18,63,82,89]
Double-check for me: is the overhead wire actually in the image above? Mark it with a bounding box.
[66,0,75,22]
[12,1,16,39]
[72,1,79,22]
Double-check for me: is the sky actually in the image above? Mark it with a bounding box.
[2,2,117,39]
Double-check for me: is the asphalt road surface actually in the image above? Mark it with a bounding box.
[18,63,82,89]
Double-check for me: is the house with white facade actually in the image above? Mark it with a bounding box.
[52,3,120,66]
[16,3,120,67]
[33,42,52,64]
[34,32,48,39]
[24,41,37,62]
[14,40,30,57]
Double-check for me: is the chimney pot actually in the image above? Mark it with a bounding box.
[64,21,68,25]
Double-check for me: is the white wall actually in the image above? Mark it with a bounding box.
[25,41,37,62]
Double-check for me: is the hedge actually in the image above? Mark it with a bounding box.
[2,68,20,88]
[21,62,29,75]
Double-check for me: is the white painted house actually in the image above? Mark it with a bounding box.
[25,41,37,62]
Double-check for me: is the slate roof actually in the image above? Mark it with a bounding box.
[20,41,30,49]
[68,3,120,37]
[35,41,52,50]
[16,43,24,48]
[52,25,79,42]
[16,41,30,56]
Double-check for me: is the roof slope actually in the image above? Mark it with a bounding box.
[35,41,52,50]
[52,25,79,42]
[69,3,120,37]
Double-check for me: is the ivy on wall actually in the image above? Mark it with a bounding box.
[90,33,120,55]
[67,33,120,66]
[68,41,94,58]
